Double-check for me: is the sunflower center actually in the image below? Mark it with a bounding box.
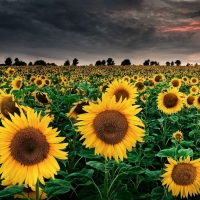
[16,80,22,88]
[74,102,89,114]
[192,79,197,83]
[163,93,178,108]
[23,186,34,193]
[198,97,200,104]
[172,163,196,185]
[155,75,162,82]
[10,127,50,165]
[135,82,144,90]
[172,80,179,87]
[93,110,128,144]
[36,80,42,85]
[114,90,129,102]
[187,96,195,105]
[0,96,20,120]
[36,93,49,104]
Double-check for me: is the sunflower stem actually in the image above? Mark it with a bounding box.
[36,179,40,200]
[104,168,109,199]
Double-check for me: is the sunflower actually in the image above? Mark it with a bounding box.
[157,88,184,115]
[172,131,183,142]
[105,79,138,103]
[134,81,146,93]
[1,177,47,199]
[99,83,109,93]
[11,77,23,90]
[161,156,200,199]
[140,93,149,103]
[0,90,20,120]
[190,85,199,95]
[67,100,90,119]
[190,77,199,85]
[147,78,155,89]
[0,107,68,187]
[153,74,165,84]
[170,78,181,89]
[75,94,145,162]
[122,75,130,82]
[34,77,45,88]
[182,76,189,84]
[5,67,15,76]
[32,91,52,106]
[193,95,200,109]
[185,94,195,108]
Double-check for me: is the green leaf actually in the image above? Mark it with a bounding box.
[180,140,194,147]
[151,186,164,200]
[156,148,175,158]
[127,149,139,163]
[177,148,193,158]
[44,179,72,199]
[78,149,101,159]
[115,189,132,200]
[145,170,161,181]
[169,115,179,123]
[86,161,105,172]
[0,185,24,198]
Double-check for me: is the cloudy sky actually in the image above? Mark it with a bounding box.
[0,0,200,66]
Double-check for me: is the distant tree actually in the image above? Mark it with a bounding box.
[95,60,102,66]
[101,60,106,66]
[171,61,174,66]
[64,60,70,66]
[166,61,170,66]
[107,58,115,66]
[72,58,78,66]
[143,59,150,66]
[34,60,46,66]
[5,57,12,66]
[175,60,181,66]
[13,58,27,66]
[121,59,131,66]
[47,63,57,66]
[150,61,156,66]
[28,62,33,66]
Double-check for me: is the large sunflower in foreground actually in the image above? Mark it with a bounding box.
[75,94,145,162]
[0,107,68,187]
[157,88,184,115]
[104,79,138,103]
[161,156,200,199]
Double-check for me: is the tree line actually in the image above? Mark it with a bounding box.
[0,57,188,67]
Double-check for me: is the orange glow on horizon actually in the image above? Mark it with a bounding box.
[157,21,200,32]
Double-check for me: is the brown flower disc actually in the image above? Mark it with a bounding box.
[163,93,178,108]
[114,90,129,102]
[172,163,196,185]
[0,96,20,120]
[36,93,49,104]
[187,96,195,105]
[10,127,50,165]
[93,110,128,144]
[74,102,89,114]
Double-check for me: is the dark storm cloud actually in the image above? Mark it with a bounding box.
[0,0,200,65]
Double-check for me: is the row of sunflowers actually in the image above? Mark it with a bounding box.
[0,65,200,199]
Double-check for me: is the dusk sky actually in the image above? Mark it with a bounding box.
[0,0,200,66]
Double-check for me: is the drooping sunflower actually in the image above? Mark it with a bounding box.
[1,177,47,199]
[67,100,90,119]
[161,156,200,199]
[0,107,68,187]
[0,90,20,120]
[32,91,52,106]
[157,88,184,115]
[105,79,138,103]
[11,77,23,90]
[172,130,183,142]
[75,94,145,162]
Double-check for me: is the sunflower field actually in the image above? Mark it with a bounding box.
[0,65,200,200]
